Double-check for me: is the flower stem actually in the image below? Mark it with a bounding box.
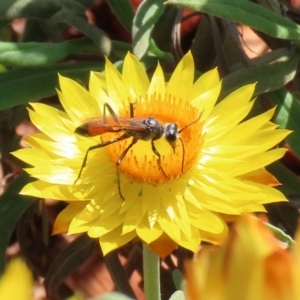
[143,244,161,300]
[264,222,295,248]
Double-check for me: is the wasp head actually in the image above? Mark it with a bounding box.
[165,123,179,153]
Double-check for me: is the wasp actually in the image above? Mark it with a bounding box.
[74,102,200,200]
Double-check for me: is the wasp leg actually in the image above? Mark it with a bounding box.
[178,137,185,173]
[129,102,137,118]
[116,137,138,200]
[103,102,120,124]
[151,139,167,177]
[74,134,130,185]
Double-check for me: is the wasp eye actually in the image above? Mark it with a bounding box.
[165,123,178,142]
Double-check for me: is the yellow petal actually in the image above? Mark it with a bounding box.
[166,51,194,101]
[100,227,136,255]
[105,57,130,108]
[148,232,178,258]
[123,52,149,99]
[57,75,101,123]
[0,258,33,300]
[190,67,220,100]
[53,202,87,234]
[147,62,165,100]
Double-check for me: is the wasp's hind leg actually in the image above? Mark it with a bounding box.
[151,140,167,178]
[115,137,138,200]
[74,134,130,185]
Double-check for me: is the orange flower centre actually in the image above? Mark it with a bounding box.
[102,94,204,184]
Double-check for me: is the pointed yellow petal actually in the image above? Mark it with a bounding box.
[191,82,222,121]
[136,219,162,244]
[148,232,177,258]
[0,258,33,300]
[89,71,111,110]
[100,228,136,255]
[53,202,86,234]
[58,75,101,123]
[147,62,165,100]
[105,57,130,108]
[166,51,194,101]
[190,67,220,100]
[123,52,149,99]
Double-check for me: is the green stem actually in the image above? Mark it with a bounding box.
[264,222,295,248]
[143,244,161,300]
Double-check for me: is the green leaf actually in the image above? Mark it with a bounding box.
[44,234,95,298]
[172,269,183,290]
[132,0,166,58]
[0,39,94,67]
[106,0,135,32]
[270,87,300,158]
[267,162,300,196]
[0,0,94,19]
[169,290,186,300]
[0,61,104,111]
[0,0,111,55]
[265,222,295,248]
[165,0,300,40]
[152,5,178,53]
[104,252,136,298]
[0,172,34,274]
[91,292,134,300]
[148,39,173,62]
[111,40,133,59]
[221,47,299,98]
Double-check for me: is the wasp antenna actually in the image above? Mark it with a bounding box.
[178,112,202,133]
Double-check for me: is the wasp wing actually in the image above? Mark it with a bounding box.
[75,115,149,136]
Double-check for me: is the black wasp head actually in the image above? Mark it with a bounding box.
[165,123,178,153]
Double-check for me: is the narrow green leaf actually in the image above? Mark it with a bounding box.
[267,162,300,196]
[92,292,134,300]
[148,39,173,62]
[221,47,299,98]
[111,40,132,59]
[106,0,134,32]
[0,39,94,67]
[169,290,186,300]
[44,234,95,298]
[165,0,300,40]
[152,5,178,53]
[172,269,184,290]
[270,87,300,158]
[0,173,34,274]
[0,61,104,111]
[132,0,166,58]
[51,10,111,56]
[0,0,111,55]
[0,0,90,20]
[104,252,136,298]
[265,222,295,248]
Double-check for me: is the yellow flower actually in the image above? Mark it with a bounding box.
[0,258,33,300]
[185,214,300,300]
[13,52,289,257]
